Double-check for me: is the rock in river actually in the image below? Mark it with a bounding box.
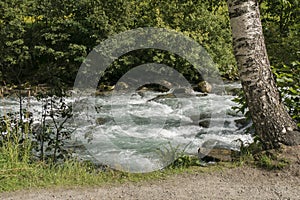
[196,81,212,93]
[198,139,239,162]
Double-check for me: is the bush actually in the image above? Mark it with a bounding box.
[272,61,300,127]
[0,0,238,88]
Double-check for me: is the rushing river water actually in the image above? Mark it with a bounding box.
[0,82,253,173]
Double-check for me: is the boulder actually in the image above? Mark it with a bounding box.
[148,93,176,101]
[98,84,115,92]
[158,80,173,89]
[190,113,212,122]
[148,87,194,101]
[147,85,211,102]
[95,117,112,125]
[198,119,210,128]
[234,117,252,129]
[95,90,112,96]
[115,81,129,91]
[195,93,208,97]
[198,139,239,162]
[137,84,169,93]
[198,147,235,162]
[197,81,212,93]
[136,87,147,98]
[171,87,193,97]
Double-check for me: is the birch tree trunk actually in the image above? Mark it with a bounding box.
[227,0,300,148]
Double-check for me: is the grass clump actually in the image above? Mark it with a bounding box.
[256,152,290,170]
[234,138,291,170]
[0,131,232,193]
[0,153,226,193]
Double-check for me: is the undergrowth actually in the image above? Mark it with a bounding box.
[0,114,221,193]
[235,139,291,170]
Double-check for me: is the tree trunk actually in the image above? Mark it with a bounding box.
[227,0,300,148]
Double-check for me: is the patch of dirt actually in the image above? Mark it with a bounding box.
[1,145,300,200]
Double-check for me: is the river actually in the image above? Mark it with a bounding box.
[0,82,253,173]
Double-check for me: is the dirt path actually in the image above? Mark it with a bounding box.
[2,146,300,200]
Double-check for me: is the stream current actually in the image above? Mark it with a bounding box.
[0,82,253,173]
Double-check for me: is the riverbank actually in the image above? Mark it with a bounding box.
[1,145,299,200]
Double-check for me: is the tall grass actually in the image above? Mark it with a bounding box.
[0,132,209,193]
[0,94,106,192]
[0,121,211,193]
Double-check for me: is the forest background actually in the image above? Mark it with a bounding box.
[0,0,298,124]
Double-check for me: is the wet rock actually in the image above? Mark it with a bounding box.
[115,82,129,91]
[148,93,176,101]
[95,91,112,96]
[158,80,173,89]
[95,117,112,125]
[0,85,51,97]
[198,119,210,128]
[148,87,194,101]
[137,84,169,93]
[136,84,169,97]
[201,139,234,149]
[195,130,207,138]
[234,117,252,129]
[98,84,115,92]
[198,139,239,162]
[190,113,212,124]
[195,93,208,97]
[197,81,212,93]
[136,87,148,97]
[95,84,115,96]
[147,85,211,102]
[194,113,211,121]
[198,147,235,162]
[225,87,242,96]
[171,87,193,96]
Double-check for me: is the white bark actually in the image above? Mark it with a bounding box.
[227,0,299,148]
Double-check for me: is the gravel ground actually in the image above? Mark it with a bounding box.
[2,146,300,200]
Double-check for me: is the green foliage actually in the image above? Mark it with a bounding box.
[261,0,300,66]
[1,0,298,88]
[257,153,290,170]
[0,0,238,89]
[156,142,201,169]
[0,111,32,164]
[104,49,203,85]
[32,96,73,163]
[272,61,300,127]
[235,138,290,170]
[236,137,264,165]
[232,90,249,116]
[0,0,31,84]
[169,154,201,169]
[0,95,73,164]
[129,0,237,80]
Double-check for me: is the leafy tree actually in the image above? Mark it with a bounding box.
[260,0,300,66]
[1,0,240,87]
[272,62,300,127]
[0,0,30,85]
[103,0,238,83]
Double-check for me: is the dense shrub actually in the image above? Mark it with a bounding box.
[0,0,237,88]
